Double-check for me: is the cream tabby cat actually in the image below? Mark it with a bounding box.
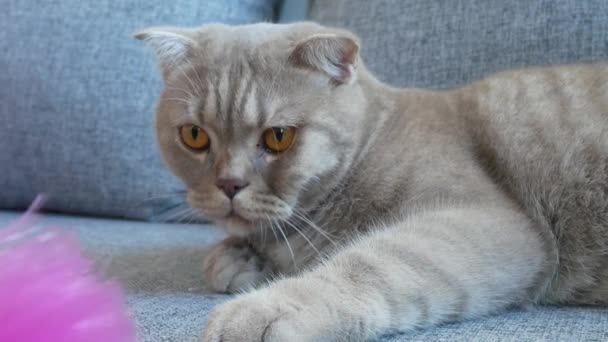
[135,22,608,341]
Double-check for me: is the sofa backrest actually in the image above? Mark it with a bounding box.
[311,0,608,89]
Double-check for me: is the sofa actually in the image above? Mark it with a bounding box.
[1,0,607,341]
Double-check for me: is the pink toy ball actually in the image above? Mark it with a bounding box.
[0,196,137,342]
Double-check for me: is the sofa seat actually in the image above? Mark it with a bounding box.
[1,211,606,341]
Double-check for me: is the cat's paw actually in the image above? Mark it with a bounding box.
[203,237,273,293]
[201,287,318,342]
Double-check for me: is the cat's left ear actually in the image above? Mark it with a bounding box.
[134,27,198,79]
[288,33,360,85]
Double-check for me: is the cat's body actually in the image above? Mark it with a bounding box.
[136,22,608,341]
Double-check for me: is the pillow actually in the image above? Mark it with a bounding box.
[311,0,608,89]
[0,0,276,220]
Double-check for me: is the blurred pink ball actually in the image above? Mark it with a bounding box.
[0,197,136,342]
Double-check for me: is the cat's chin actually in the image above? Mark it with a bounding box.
[216,213,254,237]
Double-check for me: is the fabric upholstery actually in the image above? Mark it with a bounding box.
[1,211,606,341]
[0,0,276,220]
[310,0,608,89]
[278,0,311,22]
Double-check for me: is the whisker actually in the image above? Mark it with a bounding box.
[186,208,203,223]
[274,219,297,270]
[177,208,196,223]
[165,97,192,104]
[169,208,196,223]
[292,209,338,247]
[185,59,206,98]
[178,65,201,98]
[265,214,281,244]
[185,208,202,224]
[155,206,193,223]
[166,86,195,99]
[141,192,186,201]
[132,192,187,210]
[284,219,322,260]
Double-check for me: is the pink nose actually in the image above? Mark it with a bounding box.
[215,177,249,199]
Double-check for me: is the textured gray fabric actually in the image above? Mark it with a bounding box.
[0,0,276,220]
[311,0,608,89]
[278,0,311,22]
[1,211,607,341]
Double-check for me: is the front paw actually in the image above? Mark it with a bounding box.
[203,237,273,293]
[202,287,317,342]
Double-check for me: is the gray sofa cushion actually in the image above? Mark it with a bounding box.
[0,0,276,220]
[1,211,606,341]
[311,0,608,89]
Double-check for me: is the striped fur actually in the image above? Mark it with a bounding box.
[136,22,608,341]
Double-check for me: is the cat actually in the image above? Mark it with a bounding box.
[135,21,608,341]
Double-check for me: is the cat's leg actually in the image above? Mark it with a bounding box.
[203,236,275,293]
[202,206,552,341]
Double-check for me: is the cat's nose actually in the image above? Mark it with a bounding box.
[215,177,249,199]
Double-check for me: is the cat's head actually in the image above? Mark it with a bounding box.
[136,22,369,236]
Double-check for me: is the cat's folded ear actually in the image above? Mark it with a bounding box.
[133,27,198,79]
[288,33,360,85]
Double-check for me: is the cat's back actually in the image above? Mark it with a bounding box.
[463,63,608,303]
[465,63,608,211]
[471,63,608,129]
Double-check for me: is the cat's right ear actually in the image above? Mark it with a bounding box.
[288,33,360,85]
[133,27,198,80]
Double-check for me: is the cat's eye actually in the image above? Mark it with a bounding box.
[263,127,296,153]
[179,124,210,151]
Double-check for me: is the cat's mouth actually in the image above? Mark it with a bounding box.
[188,190,293,235]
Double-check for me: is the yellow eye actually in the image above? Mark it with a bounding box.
[179,124,210,151]
[263,127,296,153]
